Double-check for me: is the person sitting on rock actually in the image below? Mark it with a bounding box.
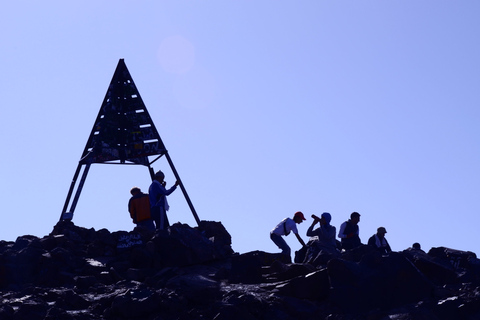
[406,242,425,253]
[270,211,307,261]
[303,212,340,266]
[306,212,337,250]
[338,212,362,250]
[367,227,392,254]
[128,187,155,231]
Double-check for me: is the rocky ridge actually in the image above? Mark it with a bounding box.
[0,220,480,319]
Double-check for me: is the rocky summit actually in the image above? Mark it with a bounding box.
[0,221,480,319]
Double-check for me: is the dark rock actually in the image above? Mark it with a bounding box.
[74,275,97,290]
[329,252,434,313]
[0,220,480,319]
[212,303,258,320]
[275,269,330,301]
[0,304,14,320]
[166,273,220,304]
[403,248,458,285]
[13,296,49,319]
[12,235,40,251]
[110,287,161,318]
[198,220,234,258]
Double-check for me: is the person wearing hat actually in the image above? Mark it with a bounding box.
[303,212,340,265]
[338,212,362,250]
[368,227,392,254]
[306,212,337,250]
[270,211,307,260]
[148,170,180,230]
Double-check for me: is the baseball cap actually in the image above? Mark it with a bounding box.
[377,227,387,234]
[294,211,306,221]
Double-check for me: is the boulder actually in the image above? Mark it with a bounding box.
[0,220,479,319]
[328,252,434,313]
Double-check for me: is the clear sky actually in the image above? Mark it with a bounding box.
[1,1,480,259]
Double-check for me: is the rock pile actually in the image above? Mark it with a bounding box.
[0,220,479,319]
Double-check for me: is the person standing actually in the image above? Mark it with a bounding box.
[368,227,392,254]
[270,211,307,260]
[338,212,362,250]
[148,170,179,230]
[128,187,155,231]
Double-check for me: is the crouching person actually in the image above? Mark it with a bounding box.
[270,211,307,262]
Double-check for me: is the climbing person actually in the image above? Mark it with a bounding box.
[270,211,307,261]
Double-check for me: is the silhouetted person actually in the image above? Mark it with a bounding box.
[128,187,155,231]
[304,212,340,265]
[368,227,391,254]
[306,212,337,250]
[148,170,179,230]
[407,242,425,253]
[270,211,307,260]
[338,212,361,250]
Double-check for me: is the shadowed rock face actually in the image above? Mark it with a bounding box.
[0,221,480,319]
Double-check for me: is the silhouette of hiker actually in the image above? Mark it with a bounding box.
[270,211,307,261]
[306,212,337,250]
[128,187,155,231]
[148,170,179,230]
[338,212,362,250]
[303,212,340,265]
[408,242,425,253]
[367,226,392,254]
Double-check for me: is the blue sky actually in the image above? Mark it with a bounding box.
[1,1,480,259]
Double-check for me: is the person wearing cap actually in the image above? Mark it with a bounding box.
[148,170,180,230]
[303,212,339,266]
[306,212,337,250]
[338,212,362,250]
[368,227,392,254]
[270,211,307,260]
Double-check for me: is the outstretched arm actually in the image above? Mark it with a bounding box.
[295,232,306,247]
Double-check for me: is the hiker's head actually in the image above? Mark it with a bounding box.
[130,187,141,196]
[321,212,331,225]
[293,211,306,224]
[154,171,165,182]
[350,212,360,224]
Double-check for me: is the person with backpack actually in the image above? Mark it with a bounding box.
[128,187,155,231]
[270,211,307,260]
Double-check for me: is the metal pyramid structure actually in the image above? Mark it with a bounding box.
[80,59,165,165]
[60,59,200,225]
